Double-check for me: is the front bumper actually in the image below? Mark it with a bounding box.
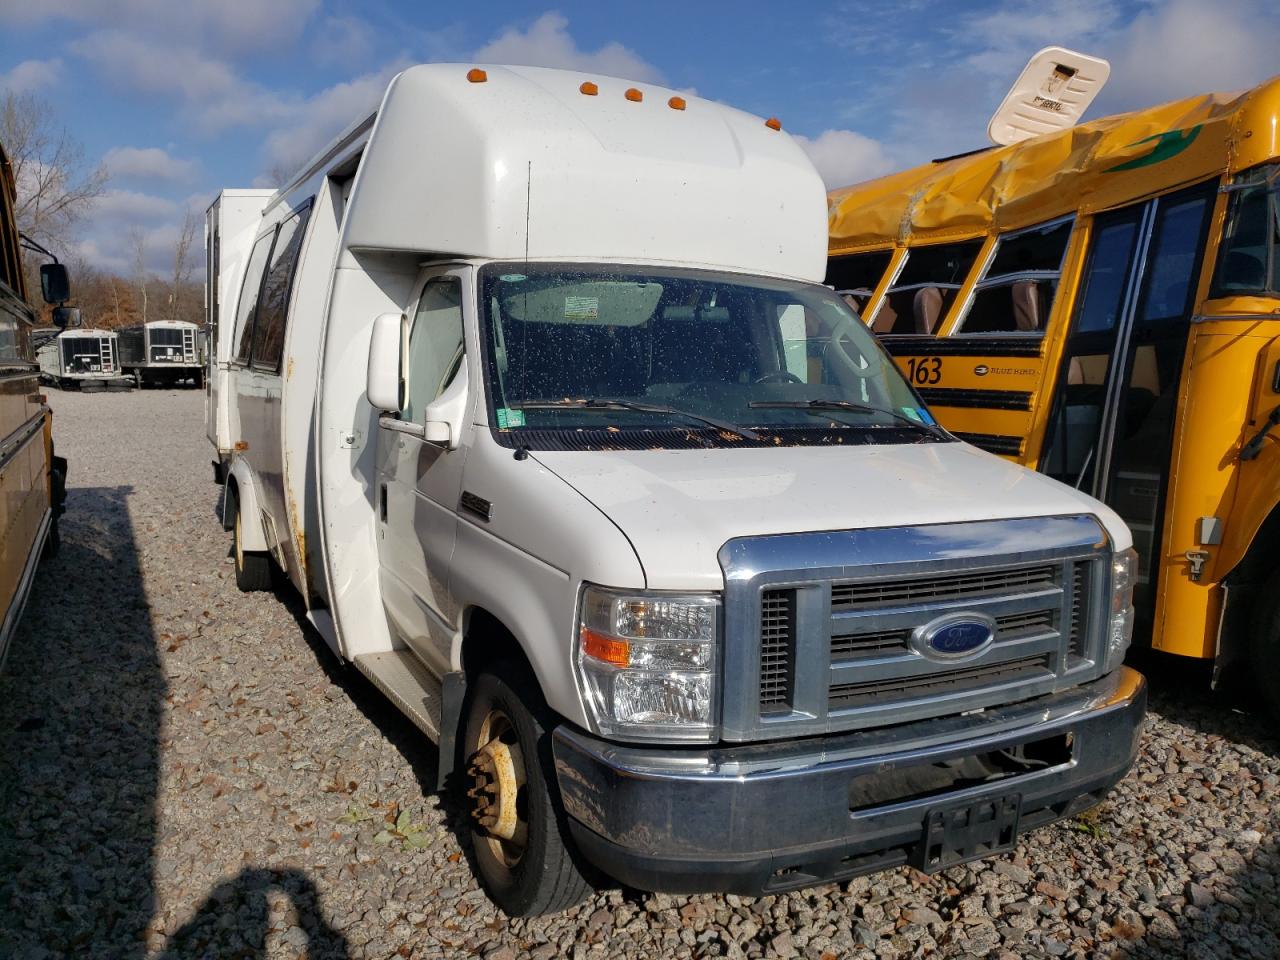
[553,666,1146,895]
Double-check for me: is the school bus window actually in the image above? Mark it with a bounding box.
[868,240,982,336]
[954,219,1073,335]
[1212,164,1280,298]
[825,249,892,318]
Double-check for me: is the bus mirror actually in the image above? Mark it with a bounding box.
[40,263,71,304]
[366,312,405,412]
[423,364,469,450]
[52,306,81,329]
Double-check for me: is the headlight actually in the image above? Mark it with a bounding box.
[1106,547,1138,669]
[574,585,719,741]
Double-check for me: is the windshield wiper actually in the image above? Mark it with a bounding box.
[512,398,761,442]
[748,399,950,439]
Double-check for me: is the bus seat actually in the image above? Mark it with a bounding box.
[913,286,944,334]
[870,299,899,333]
[1220,251,1265,291]
[1131,345,1160,396]
[1068,357,1084,385]
[1011,280,1042,331]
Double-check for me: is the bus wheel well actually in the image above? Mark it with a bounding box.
[1216,503,1280,690]
[459,608,535,681]
[222,475,238,531]
[1225,504,1280,589]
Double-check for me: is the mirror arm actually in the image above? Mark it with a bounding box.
[378,415,426,439]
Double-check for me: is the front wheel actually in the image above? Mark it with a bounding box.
[230,486,272,592]
[462,663,592,916]
[1250,571,1280,720]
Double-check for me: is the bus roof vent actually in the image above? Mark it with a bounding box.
[987,46,1110,147]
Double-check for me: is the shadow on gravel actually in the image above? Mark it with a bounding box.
[155,867,349,959]
[0,486,161,956]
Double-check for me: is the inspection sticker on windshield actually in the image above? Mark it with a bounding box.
[902,407,936,425]
[564,296,599,320]
[496,408,526,429]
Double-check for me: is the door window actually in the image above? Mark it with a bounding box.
[404,277,465,424]
[954,219,1073,334]
[233,230,276,364]
[868,240,982,335]
[251,201,312,371]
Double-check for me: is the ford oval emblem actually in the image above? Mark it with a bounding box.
[912,613,996,660]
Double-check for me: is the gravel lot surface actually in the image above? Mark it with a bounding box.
[2,387,1279,959]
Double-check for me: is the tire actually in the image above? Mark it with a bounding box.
[1250,571,1280,720]
[230,486,272,592]
[462,662,592,916]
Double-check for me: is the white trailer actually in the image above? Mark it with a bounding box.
[118,319,202,387]
[205,188,276,482]
[36,328,132,391]
[213,64,1145,916]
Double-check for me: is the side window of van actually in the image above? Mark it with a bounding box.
[955,219,1073,335]
[251,201,313,371]
[404,277,465,423]
[233,230,276,364]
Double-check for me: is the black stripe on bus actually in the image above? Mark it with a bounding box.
[917,387,1033,411]
[881,336,1044,358]
[952,432,1024,456]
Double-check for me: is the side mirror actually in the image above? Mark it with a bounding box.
[40,263,70,304]
[423,364,469,450]
[52,306,81,329]
[366,312,405,412]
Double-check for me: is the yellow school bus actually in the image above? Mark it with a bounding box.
[827,75,1280,703]
[0,142,68,668]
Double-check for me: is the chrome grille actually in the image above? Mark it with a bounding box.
[829,654,1052,709]
[831,564,1056,611]
[759,589,794,711]
[719,515,1112,743]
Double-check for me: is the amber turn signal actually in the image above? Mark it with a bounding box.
[624,87,643,103]
[467,68,488,83]
[581,627,630,667]
[765,117,782,131]
[668,96,686,111]
[580,81,599,96]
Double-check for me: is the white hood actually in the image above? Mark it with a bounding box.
[533,442,1131,590]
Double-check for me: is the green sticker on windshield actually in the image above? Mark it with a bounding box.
[496,407,526,429]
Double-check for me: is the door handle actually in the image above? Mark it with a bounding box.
[379,482,388,522]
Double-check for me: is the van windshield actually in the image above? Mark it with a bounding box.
[478,263,944,450]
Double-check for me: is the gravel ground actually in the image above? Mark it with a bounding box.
[2,387,1279,960]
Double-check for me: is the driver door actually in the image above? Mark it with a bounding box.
[375,267,469,674]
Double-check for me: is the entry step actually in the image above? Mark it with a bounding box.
[353,650,444,742]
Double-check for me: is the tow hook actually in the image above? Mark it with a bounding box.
[1185,550,1209,582]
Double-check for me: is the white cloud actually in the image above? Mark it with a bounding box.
[794,129,895,189]
[102,146,198,182]
[474,12,663,83]
[91,189,178,222]
[0,0,319,57]
[312,14,377,67]
[260,64,406,180]
[0,58,63,93]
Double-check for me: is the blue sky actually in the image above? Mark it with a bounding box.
[1,0,1278,275]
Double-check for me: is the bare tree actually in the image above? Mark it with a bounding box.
[129,226,148,324]
[169,209,197,322]
[2,92,107,250]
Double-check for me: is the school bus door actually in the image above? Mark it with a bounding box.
[1039,183,1216,621]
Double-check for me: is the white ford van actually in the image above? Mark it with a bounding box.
[207,64,1146,916]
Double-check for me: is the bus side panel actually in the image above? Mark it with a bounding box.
[1156,325,1278,657]
[881,339,1043,461]
[1212,330,1280,581]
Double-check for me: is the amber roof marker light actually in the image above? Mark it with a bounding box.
[668,96,686,111]
[624,87,643,103]
[467,68,488,83]
[580,81,599,96]
[765,117,782,131]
